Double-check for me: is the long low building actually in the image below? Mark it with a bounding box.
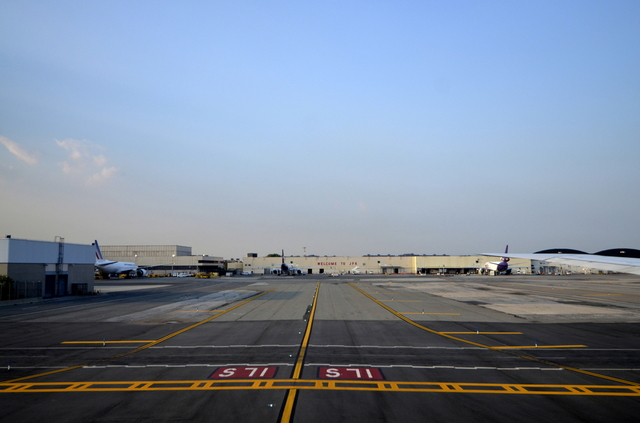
[0,236,95,299]
[100,244,225,275]
[242,253,531,275]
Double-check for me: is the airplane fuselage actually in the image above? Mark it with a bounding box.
[94,240,147,278]
[96,259,137,275]
[483,260,511,274]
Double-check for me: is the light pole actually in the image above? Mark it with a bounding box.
[172,254,175,276]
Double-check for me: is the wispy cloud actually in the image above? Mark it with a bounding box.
[0,136,38,165]
[56,138,93,174]
[56,138,119,185]
[86,166,119,186]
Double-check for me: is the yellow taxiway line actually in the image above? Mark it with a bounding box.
[280,281,321,423]
[2,379,639,396]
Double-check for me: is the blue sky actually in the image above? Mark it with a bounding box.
[2,1,639,258]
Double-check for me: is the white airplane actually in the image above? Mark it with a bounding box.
[349,266,361,274]
[482,245,528,275]
[94,240,148,278]
[481,248,640,276]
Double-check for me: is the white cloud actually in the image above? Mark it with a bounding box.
[55,138,119,185]
[86,166,119,186]
[93,155,107,167]
[56,138,91,174]
[0,136,38,165]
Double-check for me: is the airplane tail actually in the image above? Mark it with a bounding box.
[280,249,287,274]
[94,240,104,261]
[501,245,510,262]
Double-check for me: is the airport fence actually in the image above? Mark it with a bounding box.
[0,281,42,301]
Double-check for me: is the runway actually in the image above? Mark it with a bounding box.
[1,274,639,422]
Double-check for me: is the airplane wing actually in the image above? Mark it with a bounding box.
[481,253,640,276]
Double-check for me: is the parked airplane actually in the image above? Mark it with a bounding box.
[482,248,640,276]
[259,250,333,275]
[349,266,361,274]
[256,250,306,276]
[94,240,147,278]
[482,245,527,275]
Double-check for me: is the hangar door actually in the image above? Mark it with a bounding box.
[44,274,68,298]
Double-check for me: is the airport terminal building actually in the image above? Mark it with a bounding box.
[243,249,640,276]
[242,253,530,275]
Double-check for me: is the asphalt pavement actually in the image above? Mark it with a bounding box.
[1,274,639,422]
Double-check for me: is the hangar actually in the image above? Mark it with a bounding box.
[0,236,95,300]
[100,244,225,275]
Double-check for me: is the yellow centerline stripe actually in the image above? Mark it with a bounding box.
[280,282,320,423]
[2,379,640,396]
[347,283,639,387]
[4,289,275,384]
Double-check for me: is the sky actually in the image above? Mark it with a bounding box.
[1,0,639,259]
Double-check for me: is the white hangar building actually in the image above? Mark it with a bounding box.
[0,236,95,299]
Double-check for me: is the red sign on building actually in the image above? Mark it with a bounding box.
[318,367,384,380]
[210,366,278,379]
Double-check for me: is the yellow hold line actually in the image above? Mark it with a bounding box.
[2,379,640,396]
